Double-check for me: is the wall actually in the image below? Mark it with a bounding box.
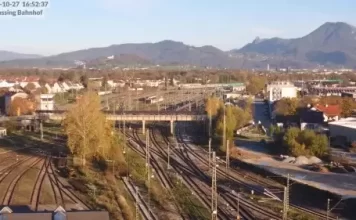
[329,124,356,143]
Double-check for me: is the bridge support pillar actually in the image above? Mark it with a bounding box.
[142,120,146,134]
[170,120,174,135]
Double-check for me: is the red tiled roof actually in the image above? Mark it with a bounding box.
[315,104,341,116]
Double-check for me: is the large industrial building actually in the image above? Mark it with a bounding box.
[329,117,356,143]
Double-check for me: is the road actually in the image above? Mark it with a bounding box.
[253,98,271,130]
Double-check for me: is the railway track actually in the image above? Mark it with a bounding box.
[31,156,50,210]
[2,157,43,205]
[48,157,90,210]
[122,177,159,220]
[127,127,243,220]
[173,122,339,220]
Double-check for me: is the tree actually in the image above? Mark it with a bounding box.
[63,92,124,166]
[283,128,329,157]
[205,96,222,117]
[341,97,355,118]
[24,82,36,91]
[38,76,47,86]
[80,75,88,88]
[40,86,49,94]
[319,96,355,117]
[246,76,266,95]
[101,75,109,90]
[8,97,34,116]
[215,105,252,152]
[274,98,299,115]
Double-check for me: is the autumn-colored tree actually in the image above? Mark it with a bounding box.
[63,92,125,166]
[341,97,356,118]
[205,96,222,117]
[246,76,266,95]
[318,96,355,117]
[24,82,36,91]
[216,105,252,152]
[40,86,49,94]
[8,97,34,116]
[274,98,299,115]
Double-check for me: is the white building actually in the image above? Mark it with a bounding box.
[266,81,297,102]
[329,118,356,143]
[38,94,55,111]
[223,93,241,99]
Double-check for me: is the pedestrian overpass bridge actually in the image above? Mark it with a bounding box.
[36,110,207,134]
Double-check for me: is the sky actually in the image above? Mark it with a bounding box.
[2,0,356,55]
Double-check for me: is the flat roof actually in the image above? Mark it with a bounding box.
[329,117,356,129]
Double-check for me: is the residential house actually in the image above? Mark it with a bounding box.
[51,82,65,93]
[313,104,341,121]
[44,83,52,93]
[61,82,71,92]
[19,81,41,89]
[299,108,326,131]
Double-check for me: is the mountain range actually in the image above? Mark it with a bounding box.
[0,51,41,62]
[3,22,356,69]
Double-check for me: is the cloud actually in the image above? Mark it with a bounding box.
[250,27,284,37]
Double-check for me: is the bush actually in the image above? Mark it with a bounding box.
[283,128,329,157]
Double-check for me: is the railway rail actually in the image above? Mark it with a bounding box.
[127,126,252,220]
[173,122,339,220]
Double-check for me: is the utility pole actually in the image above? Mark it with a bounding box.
[146,129,150,175]
[147,163,151,210]
[208,138,212,172]
[209,109,212,137]
[135,186,139,220]
[223,106,226,151]
[326,198,330,220]
[136,89,138,111]
[283,174,290,220]
[128,88,132,111]
[105,84,109,110]
[113,101,116,129]
[211,151,217,220]
[40,120,43,141]
[226,139,230,177]
[167,143,171,170]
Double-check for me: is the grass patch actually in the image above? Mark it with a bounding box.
[247,194,317,220]
[171,179,209,220]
